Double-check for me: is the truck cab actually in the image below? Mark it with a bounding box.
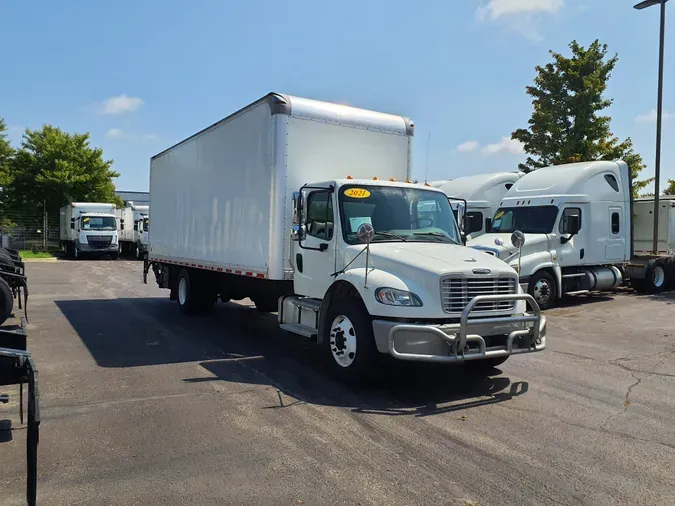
[279,178,546,379]
[468,161,630,308]
[68,211,119,259]
[435,172,524,240]
[136,215,149,259]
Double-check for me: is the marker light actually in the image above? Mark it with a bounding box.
[373,176,379,180]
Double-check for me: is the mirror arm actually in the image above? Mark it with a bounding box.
[560,232,576,244]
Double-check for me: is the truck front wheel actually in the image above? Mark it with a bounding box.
[528,270,556,310]
[322,298,378,383]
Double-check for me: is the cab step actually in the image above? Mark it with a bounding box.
[291,297,322,312]
[279,323,318,339]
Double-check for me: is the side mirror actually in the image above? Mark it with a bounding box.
[485,218,492,233]
[511,230,525,249]
[70,222,75,230]
[563,213,581,235]
[291,191,306,242]
[357,222,374,244]
[456,202,466,232]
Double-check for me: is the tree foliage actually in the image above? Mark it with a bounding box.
[512,40,648,197]
[0,118,13,191]
[663,179,675,196]
[5,125,122,222]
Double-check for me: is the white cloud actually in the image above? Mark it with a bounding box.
[478,0,564,20]
[635,109,674,124]
[100,94,144,115]
[481,137,525,155]
[106,128,124,138]
[456,140,479,152]
[105,128,157,141]
[477,0,563,41]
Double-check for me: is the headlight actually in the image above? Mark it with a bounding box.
[111,235,118,244]
[375,287,423,307]
[79,234,88,244]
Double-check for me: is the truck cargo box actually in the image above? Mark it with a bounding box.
[149,93,414,280]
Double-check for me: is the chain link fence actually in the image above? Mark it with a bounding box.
[0,211,61,252]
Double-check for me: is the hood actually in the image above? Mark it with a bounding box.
[468,233,549,262]
[344,242,516,279]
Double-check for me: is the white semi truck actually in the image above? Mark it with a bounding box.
[436,172,524,239]
[60,202,119,259]
[468,160,675,309]
[144,93,546,381]
[116,202,149,258]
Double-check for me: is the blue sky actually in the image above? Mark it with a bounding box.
[1,0,672,192]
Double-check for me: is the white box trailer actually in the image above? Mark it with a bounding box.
[632,196,675,256]
[60,202,119,259]
[144,93,546,382]
[115,202,149,258]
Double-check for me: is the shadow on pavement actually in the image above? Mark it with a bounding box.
[57,297,528,416]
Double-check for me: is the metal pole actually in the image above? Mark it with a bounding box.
[652,0,666,255]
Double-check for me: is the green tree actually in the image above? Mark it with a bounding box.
[7,125,121,223]
[0,118,14,192]
[512,40,648,197]
[663,179,675,196]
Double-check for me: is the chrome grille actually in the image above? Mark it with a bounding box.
[441,276,517,313]
[87,236,112,249]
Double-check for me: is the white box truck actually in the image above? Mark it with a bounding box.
[144,93,546,381]
[60,202,119,259]
[116,202,149,258]
[435,172,524,239]
[468,160,675,309]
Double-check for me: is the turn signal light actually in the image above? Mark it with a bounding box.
[373,176,379,180]
[346,175,353,179]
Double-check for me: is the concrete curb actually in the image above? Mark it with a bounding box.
[21,257,59,263]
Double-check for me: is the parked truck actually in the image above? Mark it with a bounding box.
[436,172,524,239]
[144,93,546,381]
[60,202,119,259]
[468,160,675,309]
[116,202,149,258]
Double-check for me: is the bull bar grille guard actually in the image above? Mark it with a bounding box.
[387,294,544,363]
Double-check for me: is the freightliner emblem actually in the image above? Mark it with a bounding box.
[472,269,492,275]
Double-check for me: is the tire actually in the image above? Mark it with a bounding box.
[111,253,119,260]
[176,269,215,315]
[0,277,14,325]
[528,270,556,310]
[644,260,668,294]
[74,246,80,260]
[322,297,379,384]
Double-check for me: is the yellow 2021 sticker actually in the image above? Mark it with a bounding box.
[344,188,371,199]
[83,217,90,223]
[493,211,505,220]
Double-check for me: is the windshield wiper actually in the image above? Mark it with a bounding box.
[412,232,458,244]
[374,231,409,242]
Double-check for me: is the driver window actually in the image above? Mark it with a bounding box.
[416,200,439,228]
[306,191,334,240]
[559,208,582,234]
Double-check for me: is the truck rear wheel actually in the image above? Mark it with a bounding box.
[644,260,668,294]
[0,277,14,325]
[322,297,378,383]
[176,269,215,315]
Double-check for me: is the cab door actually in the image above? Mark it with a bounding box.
[292,189,337,299]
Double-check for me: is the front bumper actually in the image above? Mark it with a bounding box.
[372,294,546,363]
[77,243,118,254]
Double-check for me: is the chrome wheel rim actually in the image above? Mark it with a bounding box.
[653,266,665,288]
[533,279,553,305]
[178,277,188,305]
[329,315,357,368]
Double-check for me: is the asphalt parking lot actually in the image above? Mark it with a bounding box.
[1,260,674,505]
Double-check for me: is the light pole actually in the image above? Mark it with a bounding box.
[634,0,668,255]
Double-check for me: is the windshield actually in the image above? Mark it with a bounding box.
[143,218,149,231]
[490,206,558,234]
[339,185,461,244]
[81,216,116,231]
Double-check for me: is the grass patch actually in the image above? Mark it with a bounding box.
[18,250,57,259]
